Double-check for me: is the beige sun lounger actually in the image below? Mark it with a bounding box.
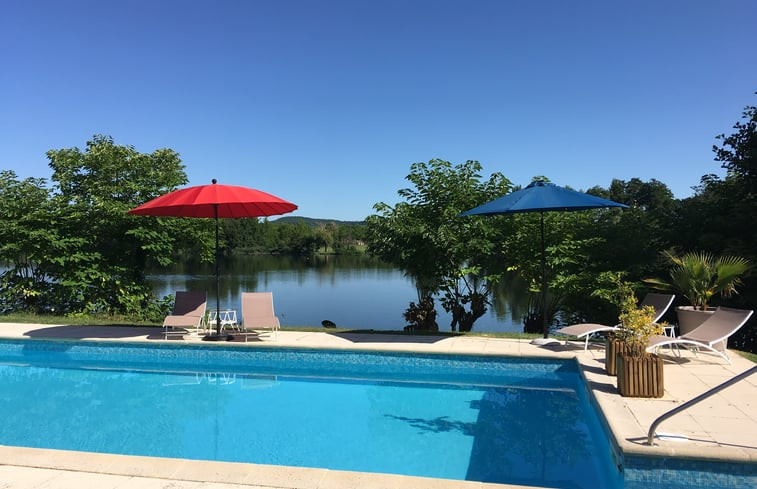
[555,293,675,350]
[163,291,207,339]
[239,292,280,342]
[646,306,753,364]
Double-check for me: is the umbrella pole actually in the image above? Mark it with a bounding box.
[204,204,231,341]
[215,206,221,336]
[540,211,548,338]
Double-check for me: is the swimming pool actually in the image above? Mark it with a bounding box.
[0,338,622,488]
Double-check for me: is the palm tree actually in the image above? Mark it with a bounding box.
[645,251,751,310]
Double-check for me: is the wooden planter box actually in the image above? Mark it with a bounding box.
[616,354,664,398]
[605,338,628,376]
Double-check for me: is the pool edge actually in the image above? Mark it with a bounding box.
[0,326,755,487]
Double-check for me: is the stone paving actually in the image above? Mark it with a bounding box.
[0,323,755,488]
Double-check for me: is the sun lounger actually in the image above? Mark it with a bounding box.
[163,291,207,339]
[555,293,675,350]
[646,306,753,364]
[239,292,280,342]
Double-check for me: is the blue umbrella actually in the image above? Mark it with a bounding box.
[461,180,628,339]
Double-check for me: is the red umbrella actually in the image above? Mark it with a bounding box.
[129,179,297,339]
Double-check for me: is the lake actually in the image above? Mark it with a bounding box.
[146,254,528,333]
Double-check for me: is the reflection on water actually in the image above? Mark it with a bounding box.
[146,255,525,333]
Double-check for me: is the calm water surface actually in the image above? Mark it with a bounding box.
[0,340,621,488]
[146,255,528,333]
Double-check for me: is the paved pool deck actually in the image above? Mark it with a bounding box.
[0,323,755,488]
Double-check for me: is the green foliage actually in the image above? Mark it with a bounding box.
[644,250,751,310]
[44,135,212,318]
[541,179,682,327]
[522,291,562,334]
[366,159,512,331]
[0,171,59,312]
[674,97,756,260]
[618,303,663,358]
[0,135,207,321]
[668,97,757,352]
[588,178,678,277]
[592,272,663,357]
[221,218,366,255]
[714,100,757,184]
[589,271,636,311]
[403,296,438,331]
[502,201,629,328]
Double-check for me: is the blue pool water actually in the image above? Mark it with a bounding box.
[0,339,622,488]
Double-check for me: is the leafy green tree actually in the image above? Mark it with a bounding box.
[44,135,215,318]
[366,159,512,331]
[715,99,757,185]
[220,216,369,257]
[496,179,650,330]
[0,135,213,319]
[222,218,265,253]
[686,98,757,351]
[589,178,677,277]
[502,204,614,330]
[671,98,756,260]
[0,171,69,312]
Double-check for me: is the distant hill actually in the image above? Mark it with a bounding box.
[272,216,366,227]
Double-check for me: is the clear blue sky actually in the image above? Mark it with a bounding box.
[2,0,756,221]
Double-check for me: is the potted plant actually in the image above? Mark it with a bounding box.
[615,297,666,398]
[644,251,751,336]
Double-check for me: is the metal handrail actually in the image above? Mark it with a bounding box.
[647,365,757,445]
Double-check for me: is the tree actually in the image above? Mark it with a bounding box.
[501,202,611,330]
[681,97,757,260]
[365,159,512,331]
[0,135,212,319]
[588,178,678,278]
[0,171,65,312]
[494,179,652,330]
[715,99,757,184]
[48,135,217,318]
[702,96,757,351]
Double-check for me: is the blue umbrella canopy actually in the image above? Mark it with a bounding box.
[461,180,628,339]
[460,180,629,215]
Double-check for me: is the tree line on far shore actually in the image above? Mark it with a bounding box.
[222,216,368,256]
[0,96,755,351]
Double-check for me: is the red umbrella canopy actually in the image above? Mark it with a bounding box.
[128,180,297,218]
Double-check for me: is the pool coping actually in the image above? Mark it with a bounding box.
[0,323,755,488]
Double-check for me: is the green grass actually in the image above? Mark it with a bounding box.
[0,313,159,327]
[736,350,757,364]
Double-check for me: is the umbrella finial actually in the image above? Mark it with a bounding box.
[212,178,217,184]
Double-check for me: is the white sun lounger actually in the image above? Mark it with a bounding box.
[555,293,675,350]
[646,307,753,364]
